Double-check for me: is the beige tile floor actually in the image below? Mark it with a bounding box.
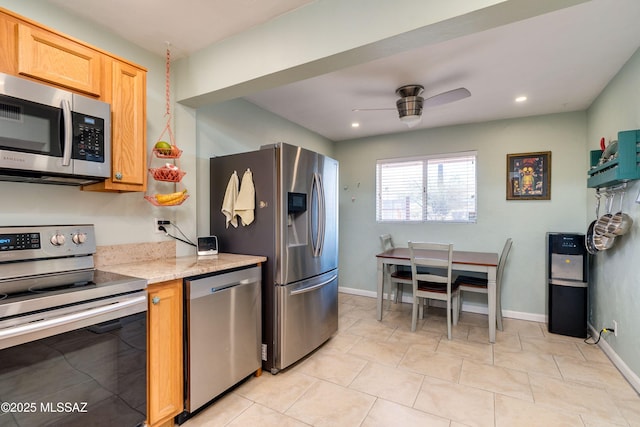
[182,293,640,427]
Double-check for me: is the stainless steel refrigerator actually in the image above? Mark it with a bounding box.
[210,143,338,374]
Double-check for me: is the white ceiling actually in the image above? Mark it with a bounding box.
[46,0,640,142]
[46,0,314,59]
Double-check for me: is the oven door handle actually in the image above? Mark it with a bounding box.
[0,295,146,342]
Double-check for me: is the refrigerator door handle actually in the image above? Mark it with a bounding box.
[289,275,337,296]
[317,172,326,256]
[311,173,325,257]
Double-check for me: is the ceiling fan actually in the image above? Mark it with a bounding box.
[354,84,471,128]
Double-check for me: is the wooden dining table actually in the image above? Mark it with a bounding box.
[376,247,499,343]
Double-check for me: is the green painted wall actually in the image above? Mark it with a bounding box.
[335,112,588,318]
[586,47,640,379]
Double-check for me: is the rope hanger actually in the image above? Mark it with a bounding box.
[155,42,175,146]
[143,41,188,206]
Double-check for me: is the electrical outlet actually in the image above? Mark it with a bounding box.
[613,320,618,337]
[153,218,169,234]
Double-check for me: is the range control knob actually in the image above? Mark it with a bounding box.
[50,233,66,246]
[72,233,87,245]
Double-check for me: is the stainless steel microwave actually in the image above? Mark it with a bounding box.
[0,72,111,186]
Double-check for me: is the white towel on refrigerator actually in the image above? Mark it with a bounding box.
[235,169,255,226]
[221,171,239,228]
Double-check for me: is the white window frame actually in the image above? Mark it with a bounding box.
[376,151,477,223]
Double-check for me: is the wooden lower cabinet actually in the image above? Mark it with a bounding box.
[147,279,183,427]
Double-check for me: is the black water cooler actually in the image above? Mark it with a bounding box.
[547,233,588,338]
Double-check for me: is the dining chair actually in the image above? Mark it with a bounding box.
[379,234,413,305]
[454,238,513,331]
[408,241,459,340]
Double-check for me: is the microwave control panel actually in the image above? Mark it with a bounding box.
[72,112,105,163]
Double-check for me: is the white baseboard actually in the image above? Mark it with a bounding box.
[338,286,547,323]
[588,323,640,394]
[461,301,547,323]
[339,286,377,299]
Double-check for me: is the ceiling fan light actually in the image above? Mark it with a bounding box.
[396,95,423,127]
[400,114,422,127]
[396,96,423,114]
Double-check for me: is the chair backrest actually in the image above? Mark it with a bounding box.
[379,234,394,251]
[408,241,453,287]
[497,238,513,284]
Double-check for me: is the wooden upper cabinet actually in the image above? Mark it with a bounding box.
[83,58,147,192]
[111,60,147,187]
[0,12,17,74]
[17,23,101,97]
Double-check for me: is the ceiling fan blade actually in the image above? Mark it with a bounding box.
[423,87,471,108]
[352,108,396,112]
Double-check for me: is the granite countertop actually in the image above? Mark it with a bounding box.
[98,253,267,284]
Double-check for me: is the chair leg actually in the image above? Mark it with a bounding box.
[397,285,403,304]
[452,293,460,326]
[385,266,395,310]
[411,298,419,332]
[446,299,452,340]
[387,283,395,310]
[496,295,503,331]
[418,297,424,320]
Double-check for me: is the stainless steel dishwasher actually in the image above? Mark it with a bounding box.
[177,265,262,423]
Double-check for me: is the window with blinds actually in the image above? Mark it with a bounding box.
[376,152,477,223]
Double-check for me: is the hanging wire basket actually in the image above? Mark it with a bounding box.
[144,193,189,207]
[152,145,182,159]
[149,165,186,182]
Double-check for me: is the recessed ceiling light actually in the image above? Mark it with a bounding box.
[351,122,360,128]
[515,96,527,103]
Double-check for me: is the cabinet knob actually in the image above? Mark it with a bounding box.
[115,172,123,180]
[152,296,160,305]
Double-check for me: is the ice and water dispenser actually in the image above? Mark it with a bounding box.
[547,232,589,338]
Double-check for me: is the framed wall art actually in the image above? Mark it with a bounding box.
[506,151,551,200]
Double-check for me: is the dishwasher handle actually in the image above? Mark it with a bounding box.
[186,266,261,300]
[210,278,254,293]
